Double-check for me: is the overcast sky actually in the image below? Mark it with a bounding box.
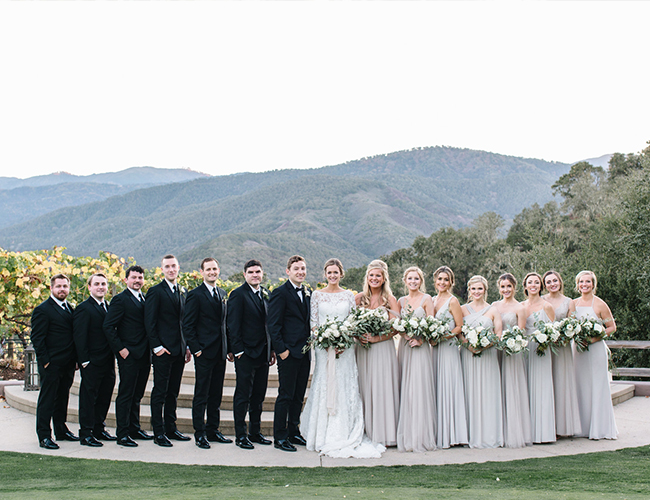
[1,1,648,179]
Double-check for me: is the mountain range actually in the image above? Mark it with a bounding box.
[0,147,571,278]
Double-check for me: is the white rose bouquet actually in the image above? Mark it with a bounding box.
[347,307,392,349]
[575,317,608,352]
[556,316,582,347]
[531,320,561,356]
[390,311,445,348]
[497,326,529,356]
[424,316,451,346]
[303,318,355,358]
[460,323,498,357]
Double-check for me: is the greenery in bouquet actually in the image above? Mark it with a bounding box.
[555,316,582,347]
[531,320,561,356]
[391,310,436,348]
[303,317,355,358]
[347,307,392,349]
[460,323,499,357]
[497,326,529,356]
[574,317,608,352]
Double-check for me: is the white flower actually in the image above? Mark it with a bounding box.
[420,318,428,328]
[536,332,548,344]
[408,318,419,329]
[594,323,604,333]
[566,329,575,338]
[551,332,560,342]
[521,339,529,348]
[515,335,523,341]
[506,338,516,349]
[480,336,491,347]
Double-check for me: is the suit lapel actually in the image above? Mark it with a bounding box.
[163,280,180,311]
[128,290,144,309]
[247,286,264,315]
[286,281,308,320]
[202,283,221,315]
[49,297,71,320]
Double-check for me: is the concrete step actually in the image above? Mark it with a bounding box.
[611,382,635,406]
[4,384,275,437]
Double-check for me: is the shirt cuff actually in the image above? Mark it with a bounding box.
[153,346,164,354]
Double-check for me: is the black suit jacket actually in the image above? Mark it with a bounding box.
[183,283,228,360]
[227,283,270,360]
[31,297,76,367]
[267,281,311,359]
[144,280,186,356]
[73,297,113,365]
[103,289,149,360]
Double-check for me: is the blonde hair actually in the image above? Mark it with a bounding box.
[467,275,488,300]
[402,266,426,293]
[323,258,345,278]
[358,259,394,308]
[543,270,565,294]
[523,272,543,297]
[497,273,517,296]
[575,270,598,294]
[433,266,455,289]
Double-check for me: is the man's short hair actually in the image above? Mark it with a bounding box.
[286,255,305,269]
[244,259,262,272]
[125,265,145,279]
[50,273,70,286]
[87,273,107,287]
[162,254,177,262]
[200,257,219,270]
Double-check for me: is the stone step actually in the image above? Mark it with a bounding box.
[4,384,274,437]
[611,382,635,406]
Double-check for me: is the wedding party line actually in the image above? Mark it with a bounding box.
[29,253,617,458]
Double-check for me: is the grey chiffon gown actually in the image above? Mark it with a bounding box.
[461,305,503,448]
[526,309,556,443]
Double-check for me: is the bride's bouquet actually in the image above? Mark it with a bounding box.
[460,323,499,357]
[497,326,529,356]
[347,307,392,349]
[303,317,355,358]
[530,320,561,356]
[555,316,581,347]
[391,311,444,348]
[574,317,608,352]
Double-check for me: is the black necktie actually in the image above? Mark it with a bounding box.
[139,293,145,303]
[62,303,70,313]
[101,302,107,313]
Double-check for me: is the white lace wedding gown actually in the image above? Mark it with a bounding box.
[300,290,385,458]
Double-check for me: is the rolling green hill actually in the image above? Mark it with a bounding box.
[0,147,570,278]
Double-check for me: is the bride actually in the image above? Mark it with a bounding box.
[300,258,384,458]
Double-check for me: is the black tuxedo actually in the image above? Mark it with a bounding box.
[183,283,229,438]
[268,280,311,440]
[73,297,116,439]
[31,297,77,441]
[144,280,187,436]
[103,288,151,439]
[227,283,272,439]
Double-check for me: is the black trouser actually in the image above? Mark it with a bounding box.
[36,359,75,440]
[233,352,269,439]
[150,352,185,436]
[78,359,116,439]
[115,352,151,439]
[192,353,226,438]
[273,353,310,440]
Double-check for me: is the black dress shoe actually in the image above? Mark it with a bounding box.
[130,429,154,440]
[95,430,117,441]
[248,432,271,445]
[117,436,138,447]
[235,436,255,450]
[56,430,80,442]
[195,436,211,449]
[39,438,59,450]
[288,434,307,446]
[274,439,297,452]
[154,434,173,447]
[80,436,103,447]
[167,430,191,441]
[206,430,233,444]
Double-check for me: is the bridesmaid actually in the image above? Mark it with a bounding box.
[522,272,556,444]
[432,266,468,449]
[396,267,436,452]
[543,270,582,437]
[461,275,504,448]
[492,273,531,448]
[355,259,400,447]
[573,270,618,440]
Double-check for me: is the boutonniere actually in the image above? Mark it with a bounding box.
[180,286,187,295]
[262,288,269,300]
[304,288,311,298]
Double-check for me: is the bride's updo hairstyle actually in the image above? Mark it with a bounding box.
[575,270,598,294]
[323,258,345,278]
[466,275,488,301]
[523,272,543,297]
[402,266,426,293]
[359,259,394,308]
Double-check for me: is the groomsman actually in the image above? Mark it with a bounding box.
[103,265,153,447]
[31,274,79,449]
[268,255,311,452]
[183,258,233,449]
[73,273,116,447]
[228,259,275,450]
[144,254,191,447]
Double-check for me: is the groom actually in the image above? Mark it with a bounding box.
[268,255,311,452]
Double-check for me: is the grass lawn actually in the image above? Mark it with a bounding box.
[2,447,649,499]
